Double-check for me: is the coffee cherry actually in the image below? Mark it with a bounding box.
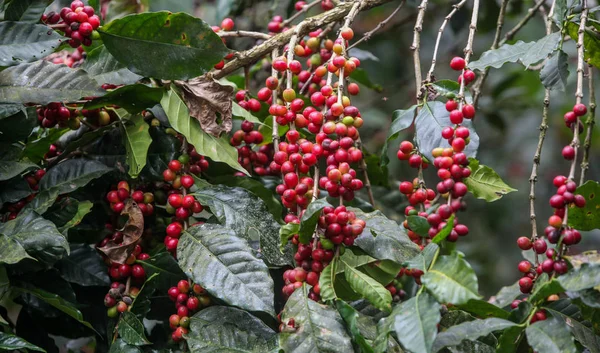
[221,18,234,31]
[181,175,194,189]
[131,264,145,279]
[562,145,575,160]
[518,261,531,273]
[519,277,533,293]
[573,103,587,116]
[450,57,466,71]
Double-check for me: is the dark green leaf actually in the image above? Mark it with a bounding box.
[108,339,142,353]
[279,222,299,253]
[558,263,600,291]
[100,12,229,80]
[212,175,283,220]
[405,243,439,272]
[342,257,392,313]
[381,105,416,167]
[14,284,95,330]
[352,207,420,263]
[416,101,479,162]
[0,103,24,119]
[160,88,248,175]
[0,160,37,181]
[540,50,569,91]
[319,257,338,302]
[432,214,455,243]
[177,223,275,316]
[0,61,103,104]
[529,273,565,304]
[0,177,31,208]
[546,305,600,353]
[567,22,600,69]
[26,159,112,214]
[0,105,36,143]
[118,311,151,346]
[187,306,279,353]
[22,127,69,163]
[497,326,525,353]
[84,84,164,114]
[129,273,158,319]
[421,252,481,305]
[57,199,93,234]
[432,318,516,352]
[56,244,110,286]
[525,317,577,353]
[0,209,68,265]
[121,114,151,178]
[138,252,185,292]
[568,181,600,231]
[3,0,51,22]
[335,300,375,353]
[279,284,353,353]
[0,332,46,352]
[81,45,142,85]
[193,184,291,267]
[298,199,332,244]
[407,215,430,237]
[0,22,64,67]
[457,299,510,319]
[464,158,517,202]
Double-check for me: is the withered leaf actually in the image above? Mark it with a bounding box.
[174,77,234,136]
[98,200,144,264]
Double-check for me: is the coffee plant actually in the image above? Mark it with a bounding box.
[0,0,600,352]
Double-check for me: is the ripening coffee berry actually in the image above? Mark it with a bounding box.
[221,18,234,31]
[450,57,466,71]
[562,145,575,160]
[573,103,587,116]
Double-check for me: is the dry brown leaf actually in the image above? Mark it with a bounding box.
[97,200,144,264]
[174,77,234,136]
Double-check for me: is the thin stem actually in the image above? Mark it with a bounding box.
[271,49,280,152]
[501,0,546,45]
[48,23,67,30]
[282,0,321,27]
[580,65,596,184]
[411,0,428,99]
[425,0,468,82]
[457,0,480,110]
[218,30,271,40]
[346,0,405,51]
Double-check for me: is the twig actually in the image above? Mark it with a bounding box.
[502,0,546,44]
[457,0,480,109]
[213,0,394,79]
[282,0,321,27]
[218,30,272,40]
[410,0,428,99]
[271,49,280,152]
[346,0,405,51]
[48,23,67,30]
[580,65,596,184]
[425,0,468,82]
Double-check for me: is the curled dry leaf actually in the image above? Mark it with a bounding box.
[97,200,144,264]
[174,77,234,136]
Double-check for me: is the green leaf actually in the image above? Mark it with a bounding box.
[0,332,46,352]
[258,115,289,146]
[0,177,31,208]
[0,160,37,181]
[546,305,600,352]
[351,207,420,263]
[279,284,353,353]
[431,214,455,243]
[342,257,392,313]
[405,243,439,272]
[568,181,600,231]
[85,84,164,114]
[381,105,416,167]
[26,159,112,214]
[407,215,429,237]
[0,61,103,104]
[212,175,283,220]
[492,281,521,308]
[56,244,110,287]
[540,50,569,92]
[430,80,473,103]
[469,33,561,71]
[558,263,600,292]
[319,257,338,302]
[384,292,441,353]
[525,317,577,353]
[298,199,332,244]
[416,101,479,162]
[0,22,64,67]
[105,0,149,22]
[22,127,69,163]
[187,306,279,353]
[432,318,516,352]
[457,299,511,319]
[57,200,93,234]
[552,0,568,27]
[529,273,565,304]
[160,88,248,175]
[108,339,142,353]
[232,101,262,124]
[464,158,517,202]
[129,273,158,319]
[3,0,51,22]
[567,22,600,69]
[118,312,151,346]
[335,300,375,353]
[138,252,185,292]
[497,326,525,353]
[81,45,142,86]
[279,222,299,253]
[0,105,36,143]
[193,184,291,267]
[0,209,68,265]
[421,252,481,305]
[121,114,152,178]
[177,223,275,316]
[100,12,229,80]
[15,284,95,331]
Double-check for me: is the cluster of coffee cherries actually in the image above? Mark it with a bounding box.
[104,181,155,216]
[230,120,276,176]
[317,205,365,246]
[37,102,81,129]
[0,169,45,222]
[386,267,422,301]
[46,47,85,68]
[509,299,549,323]
[44,144,60,159]
[43,0,100,48]
[235,90,263,113]
[449,56,476,86]
[283,238,333,301]
[167,280,211,342]
[80,108,116,127]
[162,159,205,254]
[211,18,236,70]
[103,244,149,317]
[561,104,588,160]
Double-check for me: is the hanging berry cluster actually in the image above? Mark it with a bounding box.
[167,280,211,342]
[230,120,276,176]
[43,0,100,48]
[0,169,45,221]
